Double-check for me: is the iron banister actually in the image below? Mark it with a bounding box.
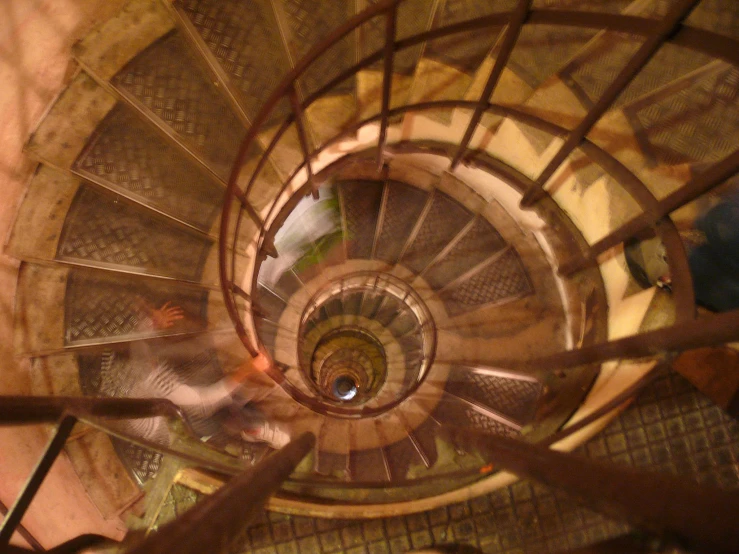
[216,0,739,505]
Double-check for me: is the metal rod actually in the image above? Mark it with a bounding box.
[672,25,739,66]
[0,500,42,551]
[230,206,244,286]
[560,148,739,274]
[49,534,112,554]
[370,175,390,260]
[254,314,296,335]
[444,390,523,431]
[242,117,293,202]
[376,7,397,170]
[337,182,351,261]
[398,413,431,469]
[287,86,315,195]
[572,142,695,321]
[345,422,353,481]
[230,282,251,301]
[20,327,235,360]
[456,364,541,383]
[401,0,443,105]
[520,0,702,208]
[20,257,220,293]
[450,0,532,169]
[0,416,77,548]
[259,282,289,305]
[508,309,739,372]
[525,10,654,35]
[167,1,252,127]
[397,190,435,263]
[73,170,216,239]
[454,431,739,554]
[620,60,722,113]
[373,422,393,482]
[232,187,264,228]
[438,245,510,295]
[312,420,325,474]
[4,534,113,554]
[124,433,315,554]
[0,397,179,426]
[77,61,228,192]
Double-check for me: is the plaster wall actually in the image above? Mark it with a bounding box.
[0,0,128,546]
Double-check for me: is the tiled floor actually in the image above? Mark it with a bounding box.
[158,367,739,553]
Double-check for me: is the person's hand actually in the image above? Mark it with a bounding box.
[150,302,184,330]
[251,352,272,373]
[228,352,273,385]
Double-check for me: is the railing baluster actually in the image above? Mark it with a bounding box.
[454,364,541,383]
[559,148,739,275]
[0,416,77,548]
[0,396,178,426]
[124,433,315,554]
[230,207,244,291]
[416,216,477,278]
[574,142,696,321]
[232,187,264,228]
[370,172,390,259]
[373,422,393,482]
[287,86,317,198]
[0,501,41,551]
[450,0,532,170]
[377,7,397,170]
[4,534,112,554]
[230,282,251,302]
[500,309,739,372]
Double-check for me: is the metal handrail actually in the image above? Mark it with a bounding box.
[220,0,739,364]
[10,396,739,553]
[0,396,237,550]
[219,0,406,356]
[7,3,739,551]
[0,393,315,553]
[217,0,739,486]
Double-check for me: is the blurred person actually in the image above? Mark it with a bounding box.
[687,193,739,312]
[106,300,290,449]
[626,192,739,312]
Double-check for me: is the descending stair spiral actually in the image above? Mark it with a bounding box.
[9,0,739,521]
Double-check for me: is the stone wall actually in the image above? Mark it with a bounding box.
[0,0,128,546]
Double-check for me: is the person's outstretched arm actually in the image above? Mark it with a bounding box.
[162,352,273,418]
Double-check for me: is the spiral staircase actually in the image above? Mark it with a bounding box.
[4,0,739,551]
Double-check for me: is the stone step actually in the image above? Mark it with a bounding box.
[14,0,686,516]
[12,262,231,358]
[6,165,246,288]
[404,0,506,126]
[22,71,260,249]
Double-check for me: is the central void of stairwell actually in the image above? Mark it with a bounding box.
[297,271,436,415]
[232,139,614,505]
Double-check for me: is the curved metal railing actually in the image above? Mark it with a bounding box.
[218,0,739,468]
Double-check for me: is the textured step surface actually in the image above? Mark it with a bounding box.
[159,368,739,553]
[9,0,739,541]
